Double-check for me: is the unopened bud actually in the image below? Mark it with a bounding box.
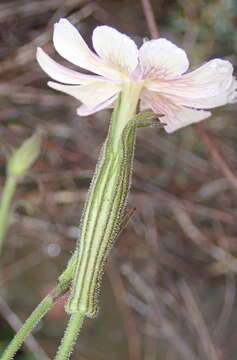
[7,131,41,177]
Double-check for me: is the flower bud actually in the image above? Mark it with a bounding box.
[7,131,41,177]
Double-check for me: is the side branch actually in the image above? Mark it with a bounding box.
[2,281,70,360]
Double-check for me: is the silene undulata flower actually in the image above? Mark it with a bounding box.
[37,18,236,133]
[3,19,237,360]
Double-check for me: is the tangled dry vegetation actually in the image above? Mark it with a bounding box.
[0,0,237,359]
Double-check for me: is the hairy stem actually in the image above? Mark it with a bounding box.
[67,82,143,317]
[54,313,84,360]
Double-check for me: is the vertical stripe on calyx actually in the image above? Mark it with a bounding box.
[66,87,153,317]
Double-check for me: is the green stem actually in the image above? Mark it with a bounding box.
[54,313,84,360]
[0,175,17,253]
[1,281,70,360]
[110,80,144,149]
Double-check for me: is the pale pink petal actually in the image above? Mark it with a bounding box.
[141,89,179,116]
[160,107,211,133]
[92,26,138,75]
[139,38,189,79]
[77,95,117,116]
[140,89,211,132]
[48,80,120,108]
[174,87,236,109]
[156,78,237,109]
[146,59,234,100]
[181,59,234,94]
[53,18,122,80]
[36,47,101,84]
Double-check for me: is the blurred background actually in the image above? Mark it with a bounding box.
[0,0,237,359]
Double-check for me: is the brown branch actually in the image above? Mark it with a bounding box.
[194,124,237,190]
[140,0,159,38]
[107,261,141,360]
[179,281,220,360]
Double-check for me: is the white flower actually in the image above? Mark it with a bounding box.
[37,18,237,133]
